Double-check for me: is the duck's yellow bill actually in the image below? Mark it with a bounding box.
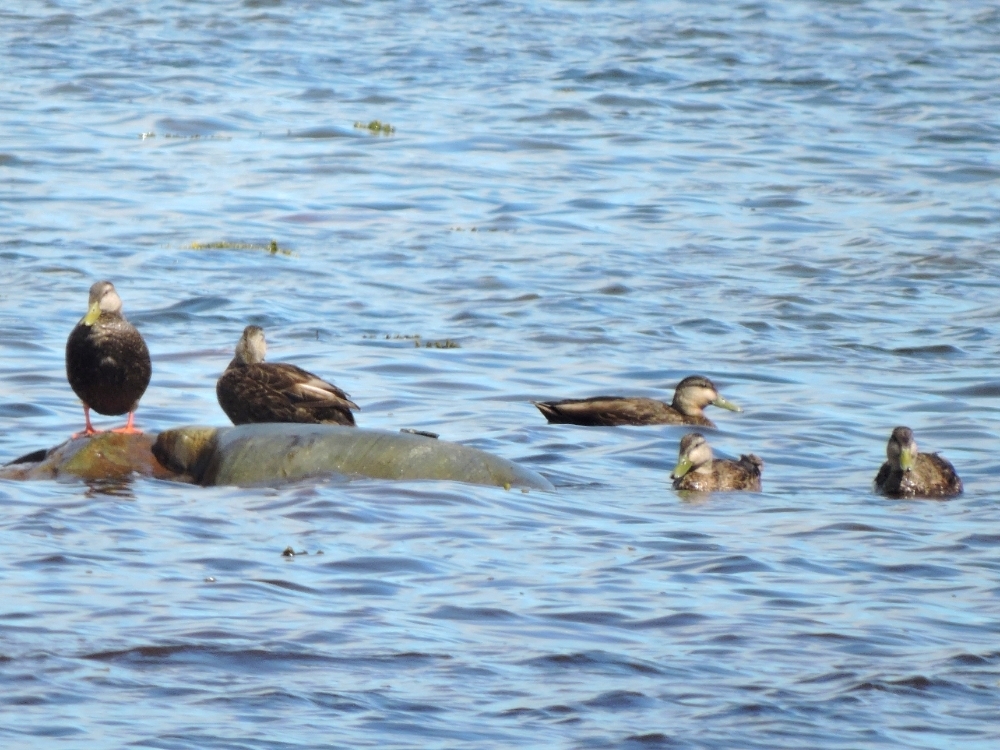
[712,396,742,413]
[671,456,694,479]
[82,301,101,326]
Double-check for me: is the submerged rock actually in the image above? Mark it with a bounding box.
[153,423,554,490]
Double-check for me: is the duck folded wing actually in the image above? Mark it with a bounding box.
[279,367,360,410]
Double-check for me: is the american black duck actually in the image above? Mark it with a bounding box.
[874,426,962,499]
[65,280,152,436]
[533,375,742,427]
[670,432,762,492]
[216,325,359,426]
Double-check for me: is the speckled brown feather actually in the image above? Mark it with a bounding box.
[533,396,716,427]
[217,361,358,426]
[874,452,962,499]
[66,312,151,416]
[672,455,763,492]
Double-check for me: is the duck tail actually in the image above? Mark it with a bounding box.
[532,401,561,423]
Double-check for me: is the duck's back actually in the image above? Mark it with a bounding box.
[535,396,712,427]
[673,455,762,492]
[217,362,357,426]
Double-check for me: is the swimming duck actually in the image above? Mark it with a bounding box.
[670,432,762,492]
[533,375,742,427]
[216,325,359,426]
[874,426,962,499]
[65,281,152,436]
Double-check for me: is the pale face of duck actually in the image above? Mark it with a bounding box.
[886,426,917,473]
[234,325,267,365]
[671,432,714,479]
[82,280,123,325]
[672,375,742,416]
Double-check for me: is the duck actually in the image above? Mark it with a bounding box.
[65,281,152,436]
[874,426,962,499]
[216,325,359,426]
[670,432,762,492]
[533,375,742,427]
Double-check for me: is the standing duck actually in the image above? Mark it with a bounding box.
[534,375,742,427]
[670,432,762,492]
[874,426,962,499]
[216,325,359,426]
[65,280,152,436]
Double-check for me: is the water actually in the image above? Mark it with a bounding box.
[2,1,1000,747]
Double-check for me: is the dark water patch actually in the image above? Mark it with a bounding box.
[155,117,236,136]
[698,555,772,575]
[628,612,708,630]
[517,107,594,123]
[941,380,1000,398]
[598,283,631,295]
[425,605,518,621]
[740,195,809,208]
[560,66,675,87]
[583,689,653,710]
[0,403,53,419]
[590,94,659,108]
[865,562,960,579]
[321,556,437,574]
[787,522,898,537]
[84,644,332,669]
[251,578,320,594]
[546,610,627,626]
[920,166,1000,183]
[949,652,1000,666]
[18,552,115,568]
[512,138,576,152]
[849,675,959,695]
[959,533,1000,547]
[189,557,259,573]
[523,651,664,676]
[294,87,338,101]
[623,732,683,748]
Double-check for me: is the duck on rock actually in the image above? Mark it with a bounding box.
[874,426,962,499]
[65,281,152,436]
[670,432,762,492]
[216,325,359,426]
[534,375,742,427]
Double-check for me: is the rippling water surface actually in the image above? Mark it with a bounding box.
[2,1,1000,747]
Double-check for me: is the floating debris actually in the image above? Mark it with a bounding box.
[163,133,232,140]
[188,240,293,256]
[354,119,395,135]
[361,333,459,348]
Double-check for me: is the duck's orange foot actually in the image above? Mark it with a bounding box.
[108,412,141,435]
[70,427,102,439]
[109,425,143,435]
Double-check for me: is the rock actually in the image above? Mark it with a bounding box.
[153,423,554,490]
[1,432,179,482]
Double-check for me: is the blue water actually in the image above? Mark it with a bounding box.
[2,1,1000,747]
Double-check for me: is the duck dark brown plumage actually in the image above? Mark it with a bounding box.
[65,280,152,436]
[533,375,742,427]
[670,432,762,492]
[874,426,962,499]
[216,325,359,426]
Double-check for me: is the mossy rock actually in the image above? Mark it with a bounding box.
[1,432,178,482]
[153,424,553,490]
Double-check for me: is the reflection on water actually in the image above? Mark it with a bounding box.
[2,0,1000,747]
